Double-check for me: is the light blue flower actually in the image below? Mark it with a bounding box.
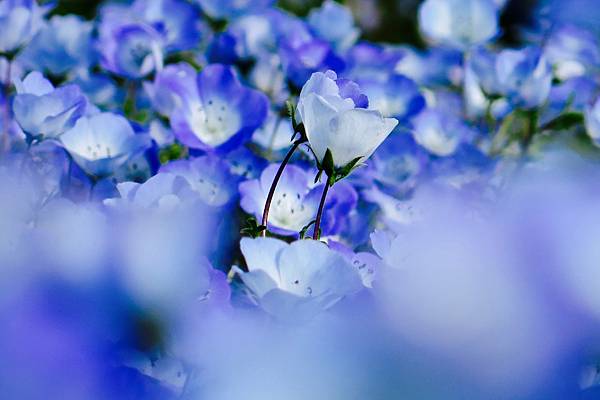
[170,64,269,152]
[418,0,499,49]
[240,164,357,237]
[196,0,274,20]
[159,155,239,207]
[60,113,151,177]
[495,46,553,109]
[308,0,360,52]
[544,25,600,81]
[585,99,600,146]
[143,62,199,117]
[297,70,398,168]
[12,71,87,139]
[358,74,425,122]
[0,0,47,54]
[412,108,476,157]
[235,237,363,321]
[18,15,94,76]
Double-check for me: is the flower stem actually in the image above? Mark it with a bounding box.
[261,139,303,236]
[312,175,332,240]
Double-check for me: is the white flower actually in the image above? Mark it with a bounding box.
[235,237,363,321]
[296,70,398,169]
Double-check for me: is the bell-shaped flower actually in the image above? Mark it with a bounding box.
[297,70,398,172]
[418,0,499,49]
[496,46,553,109]
[12,71,87,139]
[0,0,47,54]
[170,64,269,153]
[234,237,363,321]
[18,15,94,76]
[60,112,151,177]
[239,164,357,237]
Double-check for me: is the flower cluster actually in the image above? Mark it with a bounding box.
[2,0,600,398]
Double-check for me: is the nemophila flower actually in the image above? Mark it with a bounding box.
[98,11,164,79]
[170,64,269,153]
[12,71,86,139]
[226,146,267,179]
[131,0,201,53]
[0,0,47,54]
[297,70,398,170]
[227,11,278,59]
[327,240,382,288]
[160,155,239,207]
[249,54,289,103]
[18,15,94,76]
[359,133,428,199]
[308,0,360,52]
[358,74,425,122]
[496,47,553,109]
[544,26,600,81]
[196,0,274,20]
[412,108,478,157]
[239,164,357,236]
[395,46,463,87]
[60,113,151,178]
[251,110,295,154]
[584,99,600,147]
[345,42,405,83]
[418,0,499,49]
[234,237,363,321]
[143,62,199,117]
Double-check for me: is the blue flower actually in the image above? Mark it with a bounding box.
[308,0,360,52]
[358,74,425,122]
[18,15,94,76]
[0,0,47,54]
[234,237,363,321]
[418,0,499,49]
[143,62,199,117]
[170,64,269,152]
[544,25,600,81]
[496,46,553,109]
[60,113,151,177]
[99,21,164,79]
[412,108,477,157]
[131,0,202,53]
[159,155,239,207]
[297,70,398,168]
[196,0,274,20]
[12,71,86,139]
[585,98,600,147]
[239,163,357,237]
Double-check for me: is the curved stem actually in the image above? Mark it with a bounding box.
[260,139,302,236]
[312,177,332,240]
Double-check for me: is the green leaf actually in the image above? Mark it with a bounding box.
[540,112,584,132]
[159,143,188,164]
[334,156,363,183]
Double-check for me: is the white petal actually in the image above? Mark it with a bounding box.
[240,237,287,283]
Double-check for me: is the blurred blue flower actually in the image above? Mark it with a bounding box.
[308,0,360,52]
[358,74,425,122]
[412,108,477,157]
[19,15,94,76]
[143,62,198,117]
[60,112,151,177]
[12,71,86,139]
[585,98,600,147]
[170,64,268,152]
[196,0,274,20]
[496,46,553,109]
[0,0,47,54]
[235,237,363,321]
[544,25,600,81]
[297,70,398,168]
[418,0,499,49]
